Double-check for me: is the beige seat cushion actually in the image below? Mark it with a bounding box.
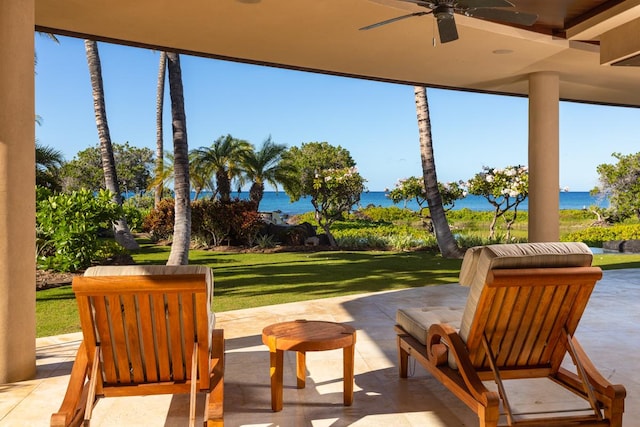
[396,306,464,346]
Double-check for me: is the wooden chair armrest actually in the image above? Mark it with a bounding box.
[427,324,497,408]
[50,341,90,427]
[556,336,627,402]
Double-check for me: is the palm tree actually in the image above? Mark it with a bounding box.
[191,134,251,202]
[239,136,292,210]
[148,151,214,201]
[165,52,191,265]
[414,86,463,258]
[84,40,139,250]
[154,52,167,208]
[148,152,175,199]
[188,151,216,200]
[35,142,64,191]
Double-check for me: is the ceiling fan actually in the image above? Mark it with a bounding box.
[360,0,538,44]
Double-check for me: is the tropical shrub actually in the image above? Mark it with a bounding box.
[256,234,277,249]
[455,234,517,248]
[331,223,437,250]
[142,198,175,241]
[335,235,385,250]
[562,223,640,247]
[349,205,419,222]
[36,187,124,272]
[386,233,419,251]
[122,203,147,232]
[143,198,263,246]
[191,199,262,247]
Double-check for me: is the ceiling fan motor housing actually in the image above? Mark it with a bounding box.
[434,5,455,21]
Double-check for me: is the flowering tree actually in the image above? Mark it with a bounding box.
[311,166,366,246]
[281,142,365,247]
[466,165,528,240]
[387,176,466,213]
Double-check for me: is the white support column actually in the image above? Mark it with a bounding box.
[528,72,560,242]
[0,0,36,382]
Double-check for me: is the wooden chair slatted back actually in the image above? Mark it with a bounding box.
[73,274,211,391]
[465,267,602,375]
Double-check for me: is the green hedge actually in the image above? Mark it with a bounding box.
[562,224,640,247]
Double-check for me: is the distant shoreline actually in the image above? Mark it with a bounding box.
[187,190,609,216]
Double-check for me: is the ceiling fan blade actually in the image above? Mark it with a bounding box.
[394,0,436,7]
[457,0,514,8]
[466,8,538,26]
[437,15,459,43]
[359,11,430,31]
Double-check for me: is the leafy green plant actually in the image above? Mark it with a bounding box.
[122,203,146,232]
[256,234,277,249]
[594,152,640,220]
[386,234,416,251]
[36,187,124,272]
[335,234,388,250]
[349,205,419,222]
[562,223,640,247]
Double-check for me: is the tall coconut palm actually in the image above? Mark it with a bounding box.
[165,52,191,265]
[191,134,251,202]
[414,86,463,259]
[239,136,293,210]
[84,40,139,250]
[154,52,167,208]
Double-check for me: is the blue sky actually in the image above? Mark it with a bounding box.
[35,35,640,192]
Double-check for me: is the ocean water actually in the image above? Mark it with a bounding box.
[197,191,609,216]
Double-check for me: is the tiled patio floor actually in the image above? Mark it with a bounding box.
[2,269,638,426]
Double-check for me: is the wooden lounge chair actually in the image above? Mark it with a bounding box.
[395,242,626,426]
[51,265,224,427]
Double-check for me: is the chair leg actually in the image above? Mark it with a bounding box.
[477,403,499,427]
[397,335,409,378]
[204,329,224,427]
[603,387,625,427]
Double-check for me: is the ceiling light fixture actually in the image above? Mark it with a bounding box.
[492,49,514,54]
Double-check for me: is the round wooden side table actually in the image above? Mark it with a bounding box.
[261,319,357,411]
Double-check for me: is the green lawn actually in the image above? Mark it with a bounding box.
[36,242,640,337]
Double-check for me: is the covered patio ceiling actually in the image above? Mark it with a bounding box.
[35,0,640,107]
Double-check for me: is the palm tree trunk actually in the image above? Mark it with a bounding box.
[84,40,139,250]
[414,86,463,259]
[154,52,167,208]
[166,52,191,265]
[249,182,263,210]
[217,170,231,202]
